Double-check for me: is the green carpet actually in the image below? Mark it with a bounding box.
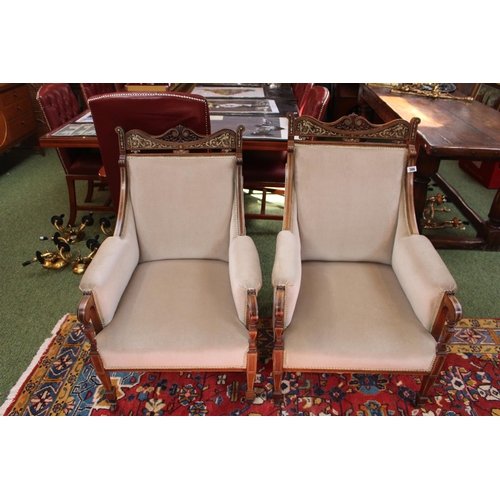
[0,147,114,406]
[244,193,283,319]
[427,160,500,318]
[0,148,498,407]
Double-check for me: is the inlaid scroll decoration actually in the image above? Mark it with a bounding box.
[289,113,419,144]
[119,125,242,153]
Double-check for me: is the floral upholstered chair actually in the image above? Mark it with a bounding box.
[271,113,462,407]
[78,125,262,411]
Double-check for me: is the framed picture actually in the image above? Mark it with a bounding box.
[207,98,279,114]
[472,83,500,109]
[193,86,265,99]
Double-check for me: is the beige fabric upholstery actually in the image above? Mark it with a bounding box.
[272,230,302,328]
[283,262,437,372]
[294,144,407,264]
[390,189,457,331]
[393,233,457,331]
[80,147,261,372]
[274,137,459,377]
[127,155,235,263]
[229,235,262,323]
[96,260,250,370]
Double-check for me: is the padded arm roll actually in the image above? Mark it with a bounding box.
[79,235,139,326]
[229,235,262,324]
[272,230,302,328]
[392,234,457,332]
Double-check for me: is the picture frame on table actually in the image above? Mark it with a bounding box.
[472,83,500,109]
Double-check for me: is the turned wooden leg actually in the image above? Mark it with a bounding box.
[261,188,267,216]
[480,187,500,250]
[85,179,94,203]
[66,178,78,228]
[413,143,441,230]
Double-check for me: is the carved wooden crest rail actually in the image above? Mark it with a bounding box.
[116,125,244,154]
[287,112,420,144]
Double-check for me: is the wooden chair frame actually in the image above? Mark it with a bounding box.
[78,125,260,411]
[272,113,463,407]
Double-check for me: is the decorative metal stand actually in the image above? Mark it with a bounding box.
[23,213,115,274]
[422,192,468,230]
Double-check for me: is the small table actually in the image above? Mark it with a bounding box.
[359,84,500,250]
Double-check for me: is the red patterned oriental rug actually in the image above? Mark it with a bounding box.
[2,314,500,416]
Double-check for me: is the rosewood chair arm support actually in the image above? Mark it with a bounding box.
[246,288,259,333]
[273,285,286,342]
[272,285,286,405]
[245,288,259,402]
[77,291,103,341]
[430,292,463,346]
[271,230,301,328]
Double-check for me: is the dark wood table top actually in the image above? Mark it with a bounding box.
[360,84,500,161]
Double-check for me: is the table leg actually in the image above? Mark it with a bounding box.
[479,188,500,250]
[414,144,440,225]
[415,145,488,249]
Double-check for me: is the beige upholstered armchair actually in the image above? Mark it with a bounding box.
[271,113,462,407]
[78,125,262,411]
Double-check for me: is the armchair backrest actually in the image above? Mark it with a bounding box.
[285,114,420,264]
[89,92,211,209]
[37,83,82,171]
[117,126,244,263]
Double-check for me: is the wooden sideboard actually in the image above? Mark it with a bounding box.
[0,83,37,155]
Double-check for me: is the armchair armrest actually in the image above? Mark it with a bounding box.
[229,235,262,325]
[272,230,302,328]
[392,234,457,331]
[79,235,139,326]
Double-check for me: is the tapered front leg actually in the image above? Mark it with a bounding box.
[78,292,118,412]
[90,350,118,412]
[272,341,284,405]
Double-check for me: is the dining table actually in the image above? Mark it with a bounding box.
[358,83,500,251]
[38,83,298,152]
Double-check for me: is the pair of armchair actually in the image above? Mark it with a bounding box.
[77,113,462,412]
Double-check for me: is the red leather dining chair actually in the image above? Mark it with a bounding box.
[243,85,330,220]
[80,84,117,108]
[37,83,112,227]
[292,83,314,114]
[88,92,211,210]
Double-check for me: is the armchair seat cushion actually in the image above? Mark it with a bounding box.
[96,259,250,370]
[283,261,437,372]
